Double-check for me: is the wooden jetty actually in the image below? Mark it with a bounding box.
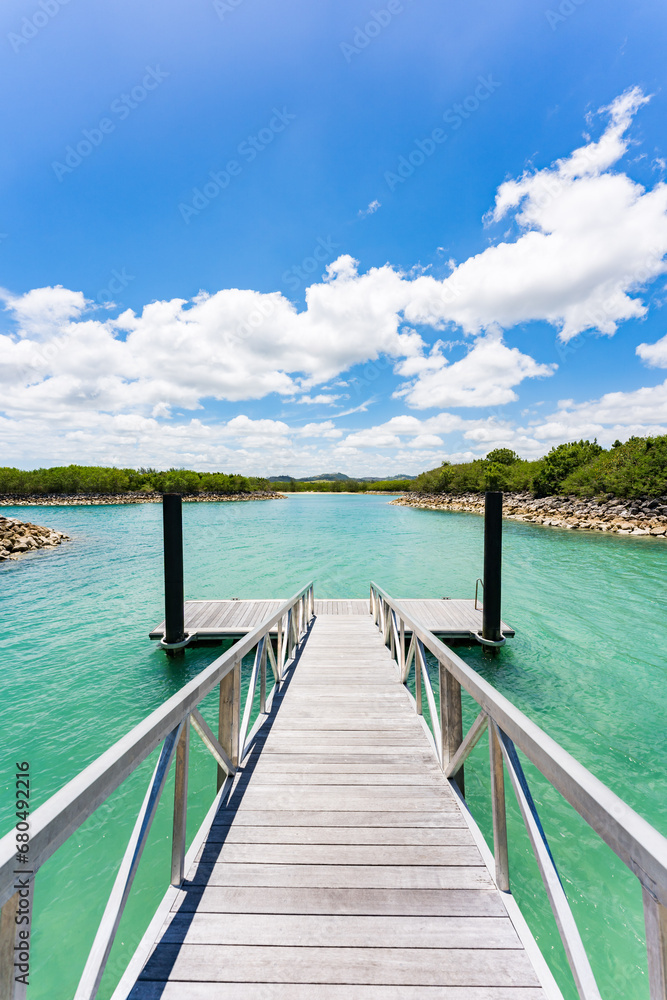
[149,598,515,642]
[2,582,667,1000]
[131,611,543,997]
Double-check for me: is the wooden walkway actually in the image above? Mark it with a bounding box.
[149,599,515,641]
[129,614,543,998]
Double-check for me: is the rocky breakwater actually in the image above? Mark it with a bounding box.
[390,492,667,537]
[0,515,69,561]
[0,491,286,506]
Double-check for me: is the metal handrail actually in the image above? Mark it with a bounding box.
[0,581,314,1000]
[474,576,483,610]
[370,581,667,1000]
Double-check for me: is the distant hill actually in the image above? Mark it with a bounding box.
[301,472,351,482]
[268,473,416,483]
[361,474,416,482]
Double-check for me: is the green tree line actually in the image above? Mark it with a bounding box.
[0,466,271,496]
[411,436,667,499]
[3,437,664,498]
[0,466,414,496]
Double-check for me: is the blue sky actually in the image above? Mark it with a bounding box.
[2,0,667,475]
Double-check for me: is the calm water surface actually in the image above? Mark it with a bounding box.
[1,494,666,998]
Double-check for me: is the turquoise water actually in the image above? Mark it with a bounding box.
[1,493,666,998]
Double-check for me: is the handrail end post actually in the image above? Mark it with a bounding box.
[170,715,190,887]
[644,887,667,1000]
[489,722,510,892]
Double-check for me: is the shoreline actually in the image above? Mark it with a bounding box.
[390,491,667,536]
[0,490,286,507]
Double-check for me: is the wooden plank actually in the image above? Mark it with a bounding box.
[314,600,369,615]
[204,826,473,846]
[210,809,466,828]
[232,779,454,799]
[138,944,539,986]
[190,863,493,889]
[229,790,459,811]
[269,713,411,721]
[242,772,446,785]
[183,602,213,629]
[276,694,407,702]
[261,733,431,743]
[196,844,483,866]
[131,984,544,999]
[254,746,440,757]
[241,755,439,769]
[161,912,520,948]
[171,885,505,916]
[245,760,442,774]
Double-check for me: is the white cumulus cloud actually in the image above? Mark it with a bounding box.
[636,332,667,368]
[394,334,556,408]
[400,87,667,341]
[2,87,667,470]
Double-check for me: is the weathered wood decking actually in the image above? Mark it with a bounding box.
[149,599,515,641]
[129,613,544,998]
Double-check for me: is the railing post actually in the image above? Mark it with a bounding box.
[439,664,464,792]
[287,611,294,660]
[162,493,186,653]
[482,490,503,646]
[232,659,241,765]
[415,646,422,715]
[489,723,510,891]
[260,638,267,715]
[1,889,30,1000]
[277,618,283,680]
[217,659,240,790]
[399,619,405,677]
[644,888,667,999]
[171,715,190,886]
